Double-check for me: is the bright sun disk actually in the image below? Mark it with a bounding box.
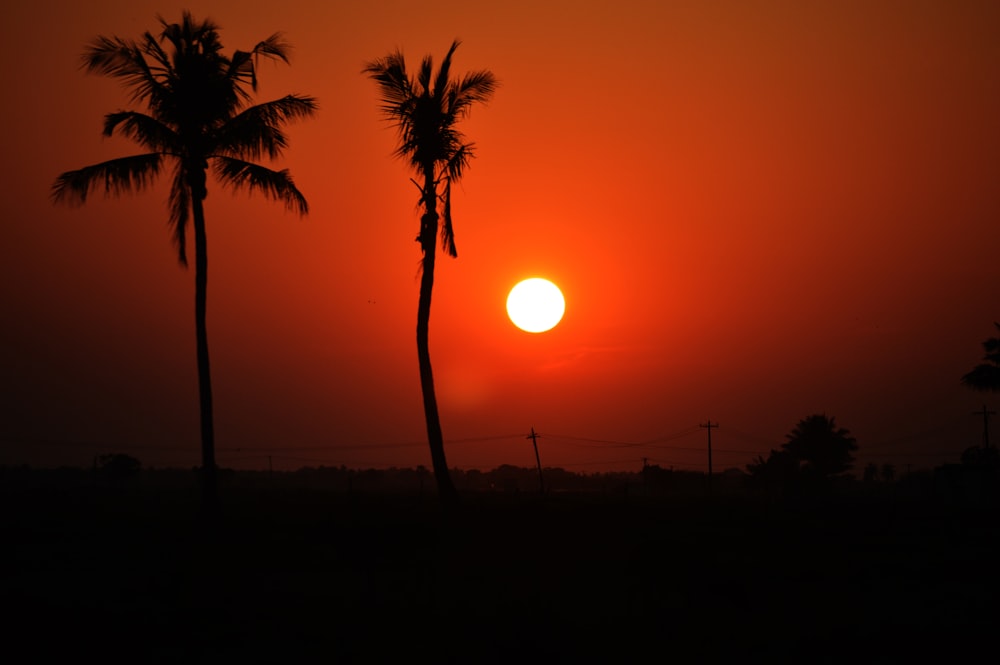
[506,278,565,333]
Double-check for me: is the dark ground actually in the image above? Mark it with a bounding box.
[2,477,997,664]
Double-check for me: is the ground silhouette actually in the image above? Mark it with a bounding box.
[3,468,997,663]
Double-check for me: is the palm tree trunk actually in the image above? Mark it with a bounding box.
[417,173,457,506]
[191,193,218,516]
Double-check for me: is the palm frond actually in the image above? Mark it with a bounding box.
[962,365,1000,392]
[433,40,460,101]
[417,54,434,95]
[138,31,176,112]
[140,30,172,73]
[451,70,498,115]
[217,122,288,161]
[229,33,291,92]
[103,111,180,153]
[82,36,164,105]
[363,52,415,115]
[249,33,293,65]
[51,154,163,205]
[444,143,473,182]
[213,157,308,215]
[215,95,318,159]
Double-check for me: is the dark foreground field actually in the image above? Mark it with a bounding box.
[3,479,998,664]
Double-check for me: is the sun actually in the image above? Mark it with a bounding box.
[506,278,566,333]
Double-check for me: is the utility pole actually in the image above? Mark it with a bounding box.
[700,420,718,491]
[974,404,996,449]
[528,427,544,494]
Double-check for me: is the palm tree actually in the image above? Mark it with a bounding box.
[52,13,317,514]
[364,41,497,505]
[961,322,1000,392]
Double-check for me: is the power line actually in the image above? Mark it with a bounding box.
[542,433,644,447]
[447,433,525,444]
[6,410,978,473]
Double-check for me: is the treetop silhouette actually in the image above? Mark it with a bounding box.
[783,413,858,478]
[747,413,858,495]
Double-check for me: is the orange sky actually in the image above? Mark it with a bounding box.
[3,0,999,474]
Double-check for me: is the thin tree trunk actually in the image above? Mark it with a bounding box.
[191,192,218,516]
[417,171,457,506]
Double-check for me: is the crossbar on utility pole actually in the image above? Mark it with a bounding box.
[700,420,718,491]
[528,427,544,494]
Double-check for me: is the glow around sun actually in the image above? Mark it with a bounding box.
[506,278,565,333]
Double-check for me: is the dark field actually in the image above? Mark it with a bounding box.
[3,475,998,663]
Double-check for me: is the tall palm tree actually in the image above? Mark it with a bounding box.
[364,41,497,504]
[52,13,317,514]
[962,322,1000,392]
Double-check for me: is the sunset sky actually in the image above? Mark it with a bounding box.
[3,0,998,475]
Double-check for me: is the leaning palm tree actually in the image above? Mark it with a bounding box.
[364,41,497,504]
[962,322,1000,392]
[52,13,317,514]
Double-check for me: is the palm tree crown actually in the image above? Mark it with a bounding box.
[52,12,317,263]
[364,40,497,258]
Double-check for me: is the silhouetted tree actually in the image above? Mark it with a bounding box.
[364,41,497,506]
[52,13,316,515]
[961,322,1000,392]
[863,462,879,482]
[782,414,858,479]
